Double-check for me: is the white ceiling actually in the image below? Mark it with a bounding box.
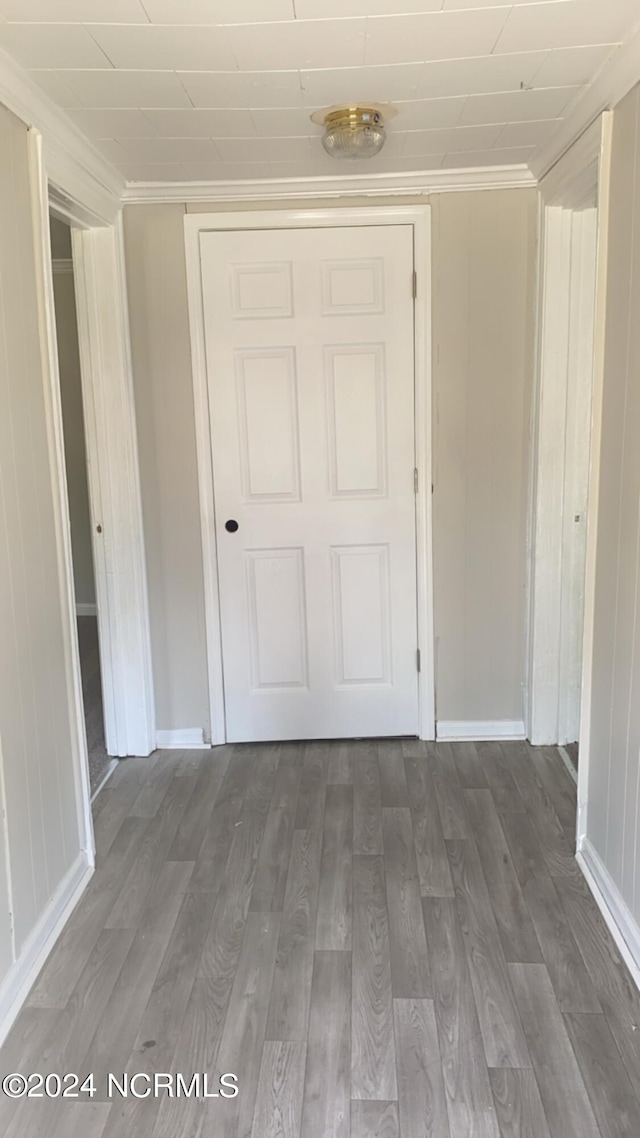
[0,0,639,183]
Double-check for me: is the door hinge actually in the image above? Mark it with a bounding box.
[416,648,421,673]
[412,270,417,299]
[414,468,419,494]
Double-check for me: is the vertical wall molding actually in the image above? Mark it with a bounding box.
[72,217,156,757]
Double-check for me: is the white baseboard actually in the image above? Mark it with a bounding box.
[76,602,97,617]
[0,851,93,1046]
[90,757,119,802]
[577,838,640,990]
[436,720,527,742]
[156,728,210,750]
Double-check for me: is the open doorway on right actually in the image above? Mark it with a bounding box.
[49,215,115,796]
[528,121,606,786]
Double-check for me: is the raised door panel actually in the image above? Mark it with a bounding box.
[321,257,385,315]
[230,260,293,319]
[246,548,309,691]
[326,344,387,499]
[331,544,392,687]
[235,347,301,502]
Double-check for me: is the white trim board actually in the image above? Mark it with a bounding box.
[0,852,93,1048]
[124,164,534,205]
[184,205,435,745]
[156,729,209,750]
[72,218,156,759]
[29,130,96,868]
[577,840,640,991]
[0,47,122,226]
[437,720,526,741]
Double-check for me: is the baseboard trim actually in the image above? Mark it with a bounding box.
[577,839,640,990]
[156,728,210,750]
[76,602,97,617]
[0,851,93,1046]
[436,720,527,742]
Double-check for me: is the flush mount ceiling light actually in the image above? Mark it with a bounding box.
[310,104,398,160]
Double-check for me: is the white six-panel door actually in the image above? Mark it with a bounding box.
[200,225,418,742]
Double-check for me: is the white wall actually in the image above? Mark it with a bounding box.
[123,188,537,739]
[52,249,96,610]
[583,83,640,953]
[0,105,88,1029]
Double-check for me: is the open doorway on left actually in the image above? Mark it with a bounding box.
[49,215,117,798]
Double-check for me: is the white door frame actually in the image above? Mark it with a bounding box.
[184,206,435,744]
[527,118,607,749]
[29,127,155,868]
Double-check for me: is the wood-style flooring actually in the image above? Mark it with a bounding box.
[1,740,640,1137]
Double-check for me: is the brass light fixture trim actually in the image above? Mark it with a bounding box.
[310,104,398,160]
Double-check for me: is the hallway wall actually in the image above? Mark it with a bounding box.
[584,83,640,946]
[123,188,537,739]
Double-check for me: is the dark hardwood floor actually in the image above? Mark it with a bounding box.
[1,740,639,1137]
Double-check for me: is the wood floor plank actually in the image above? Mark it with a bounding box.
[394,998,450,1138]
[509,963,600,1138]
[26,817,150,1009]
[382,807,431,997]
[251,1040,307,1138]
[378,741,409,806]
[327,741,353,785]
[188,748,256,894]
[266,829,322,1041]
[53,927,134,1074]
[451,742,488,789]
[488,1068,552,1138]
[351,1102,399,1138]
[353,745,384,855]
[564,1011,640,1138]
[351,855,397,1100]
[294,742,329,831]
[166,749,232,861]
[130,888,218,1071]
[476,743,525,815]
[423,897,500,1138]
[127,752,178,819]
[431,744,471,839]
[464,790,542,964]
[250,754,302,913]
[204,911,281,1138]
[506,745,577,876]
[198,751,279,982]
[87,860,194,1087]
[528,747,577,838]
[403,752,454,898]
[500,812,600,1012]
[316,785,353,950]
[445,840,531,1069]
[104,773,197,930]
[92,758,155,859]
[554,874,640,1086]
[301,950,351,1138]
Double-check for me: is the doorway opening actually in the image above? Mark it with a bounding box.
[49,216,115,798]
[528,116,612,809]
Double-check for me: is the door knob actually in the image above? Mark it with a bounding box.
[225,519,239,533]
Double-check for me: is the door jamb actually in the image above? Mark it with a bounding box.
[184,205,435,743]
[29,129,156,870]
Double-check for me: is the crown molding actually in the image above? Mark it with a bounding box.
[0,46,124,224]
[121,163,536,205]
[531,24,640,181]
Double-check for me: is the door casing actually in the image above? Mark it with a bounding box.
[184,205,435,745]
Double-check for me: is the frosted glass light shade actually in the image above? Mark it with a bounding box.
[311,106,396,161]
